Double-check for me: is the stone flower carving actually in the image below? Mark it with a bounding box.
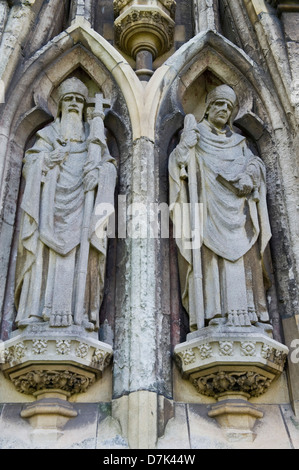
[179,349,196,365]
[261,344,272,359]
[14,342,26,361]
[219,341,234,356]
[194,370,272,398]
[56,340,71,355]
[261,344,287,367]
[240,342,256,357]
[12,369,95,395]
[75,343,89,359]
[92,349,112,370]
[32,340,48,355]
[198,343,213,360]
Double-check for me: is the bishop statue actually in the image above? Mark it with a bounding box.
[169,85,272,332]
[15,77,117,331]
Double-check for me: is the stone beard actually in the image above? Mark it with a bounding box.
[169,85,272,331]
[15,79,117,330]
[60,109,85,142]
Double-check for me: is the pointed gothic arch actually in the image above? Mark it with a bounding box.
[0,21,143,340]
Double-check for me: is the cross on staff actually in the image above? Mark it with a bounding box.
[87,93,111,119]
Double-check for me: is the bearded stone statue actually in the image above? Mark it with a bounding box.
[15,77,117,331]
[169,85,272,332]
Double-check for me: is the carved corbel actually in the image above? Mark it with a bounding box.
[1,325,113,443]
[174,325,289,442]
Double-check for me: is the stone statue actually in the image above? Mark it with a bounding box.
[15,77,117,331]
[169,85,272,332]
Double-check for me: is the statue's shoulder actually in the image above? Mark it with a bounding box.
[36,119,60,143]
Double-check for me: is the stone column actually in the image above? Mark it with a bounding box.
[193,0,220,34]
[113,137,168,449]
[69,0,94,26]
[0,0,36,88]
[0,0,9,40]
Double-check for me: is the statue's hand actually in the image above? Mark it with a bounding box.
[176,128,199,176]
[45,150,68,169]
[234,174,254,196]
[182,129,198,149]
[83,169,99,192]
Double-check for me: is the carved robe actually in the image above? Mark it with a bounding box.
[169,118,272,331]
[15,118,117,329]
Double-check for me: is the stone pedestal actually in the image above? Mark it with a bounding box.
[1,324,113,442]
[20,391,78,444]
[174,324,289,441]
[208,394,264,442]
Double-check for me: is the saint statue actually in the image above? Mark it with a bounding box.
[15,77,117,331]
[169,85,272,332]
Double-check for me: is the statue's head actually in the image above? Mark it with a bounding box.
[205,85,238,130]
[57,78,89,120]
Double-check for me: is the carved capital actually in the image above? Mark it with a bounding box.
[113,1,175,59]
[11,366,96,396]
[193,369,273,398]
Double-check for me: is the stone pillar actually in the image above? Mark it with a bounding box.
[266,0,299,416]
[280,7,299,121]
[69,0,93,25]
[0,0,9,39]
[0,0,36,88]
[113,137,164,449]
[193,0,220,34]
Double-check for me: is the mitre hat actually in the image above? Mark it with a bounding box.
[206,85,238,109]
[57,77,89,102]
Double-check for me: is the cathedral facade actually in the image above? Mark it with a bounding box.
[0,0,298,449]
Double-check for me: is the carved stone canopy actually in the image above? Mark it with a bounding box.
[113,0,175,60]
[114,0,176,20]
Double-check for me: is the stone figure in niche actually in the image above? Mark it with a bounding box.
[15,77,117,330]
[169,85,272,332]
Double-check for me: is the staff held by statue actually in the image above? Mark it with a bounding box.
[184,114,205,330]
[74,93,110,327]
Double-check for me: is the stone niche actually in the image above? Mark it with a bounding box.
[161,43,291,442]
[0,63,128,443]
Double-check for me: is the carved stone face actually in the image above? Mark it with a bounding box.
[207,99,233,130]
[61,93,85,119]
